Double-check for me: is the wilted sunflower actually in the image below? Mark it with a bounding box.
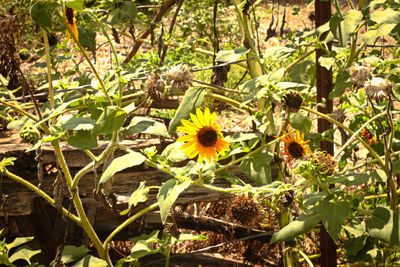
[364,77,392,101]
[177,108,230,163]
[361,128,377,145]
[277,128,310,163]
[65,7,78,44]
[281,90,304,112]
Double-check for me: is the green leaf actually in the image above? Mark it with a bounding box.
[67,130,98,149]
[264,46,295,58]
[317,199,351,242]
[346,236,381,263]
[60,116,96,131]
[330,71,351,98]
[318,54,336,70]
[344,235,368,257]
[130,240,160,259]
[0,157,17,172]
[392,84,400,102]
[177,233,207,243]
[30,1,58,32]
[266,68,285,82]
[93,106,126,135]
[331,173,370,186]
[370,9,400,24]
[239,74,268,92]
[72,255,107,267]
[130,230,160,244]
[169,87,206,134]
[123,117,169,137]
[366,206,400,246]
[330,10,362,46]
[288,60,315,86]
[360,23,397,44]
[78,27,96,51]
[7,116,35,130]
[9,245,40,264]
[66,0,84,11]
[98,152,146,187]
[157,179,191,224]
[270,213,321,243]
[128,181,149,208]
[225,132,261,143]
[303,191,327,208]
[61,245,89,264]
[215,47,249,62]
[289,113,311,133]
[107,2,137,25]
[6,237,34,250]
[161,142,188,162]
[239,151,273,186]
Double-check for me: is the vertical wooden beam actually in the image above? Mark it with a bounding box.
[315,1,336,266]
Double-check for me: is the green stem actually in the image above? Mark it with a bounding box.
[332,111,386,161]
[42,29,55,124]
[285,49,315,72]
[52,140,110,265]
[85,10,120,68]
[0,99,39,122]
[71,132,118,190]
[192,81,249,95]
[385,97,397,210]
[232,1,268,75]
[1,169,80,224]
[103,202,159,249]
[301,106,386,170]
[339,151,400,174]
[205,93,255,114]
[215,139,279,173]
[56,11,113,105]
[85,10,124,102]
[347,0,355,9]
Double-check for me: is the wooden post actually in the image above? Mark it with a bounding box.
[315,0,336,266]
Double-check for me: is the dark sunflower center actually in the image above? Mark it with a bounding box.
[288,142,304,158]
[66,8,75,24]
[284,94,303,109]
[197,127,218,147]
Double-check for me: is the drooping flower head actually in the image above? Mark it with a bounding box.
[361,128,377,145]
[277,128,310,163]
[281,90,304,113]
[166,64,193,93]
[347,64,372,88]
[177,108,230,163]
[65,7,78,44]
[364,77,392,101]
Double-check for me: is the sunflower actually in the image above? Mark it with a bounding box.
[177,108,230,163]
[277,128,310,163]
[65,7,78,44]
[361,128,377,145]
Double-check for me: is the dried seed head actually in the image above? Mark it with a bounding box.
[20,125,40,144]
[166,64,192,92]
[231,194,260,226]
[281,90,304,112]
[347,65,372,87]
[364,77,392,101]
[315,151,335,176]
[330,109,346,123]
[145,72,165,100]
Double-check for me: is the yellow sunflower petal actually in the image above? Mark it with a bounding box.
[196,108,206,126]
[177,135,195,142]
[210,111,217,125]
[190,112,203,128]
[203,108,211,125]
